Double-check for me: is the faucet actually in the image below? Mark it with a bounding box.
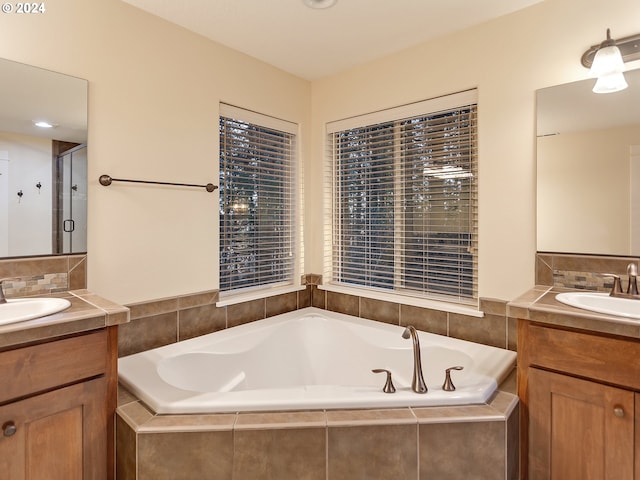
[606,263,640,299]
[0,277,19,304]
[401,325,428,393]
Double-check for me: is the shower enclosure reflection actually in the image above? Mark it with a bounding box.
[0,58,88,258]
[56,143,87,254]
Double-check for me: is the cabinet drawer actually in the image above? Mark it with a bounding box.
[0,330,107,404]
[527,323,640,390]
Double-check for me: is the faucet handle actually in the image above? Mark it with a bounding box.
[372,369,396,393]
[442,366,464,392]
[603,274,623,296]
[0,277,20,304]
[627,264,639,295]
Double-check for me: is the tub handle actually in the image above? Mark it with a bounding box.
[443,366,464,391]
[372,369,396,393]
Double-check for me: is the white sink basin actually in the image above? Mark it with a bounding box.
[555,292,640,319]
[0,298,71,326]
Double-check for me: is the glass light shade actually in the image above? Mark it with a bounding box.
[592,72,628,94]
[590,45,625,77]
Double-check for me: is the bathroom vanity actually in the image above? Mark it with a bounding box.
[511,287,640,480]
[0,291,128,480]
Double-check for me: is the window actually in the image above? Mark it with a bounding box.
[219,104,300,295]
[325,90,478,305]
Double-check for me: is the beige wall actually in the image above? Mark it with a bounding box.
[0,0,310,304]
[1,0,639,305]
[537,125,640,255]
[307,0,640,301]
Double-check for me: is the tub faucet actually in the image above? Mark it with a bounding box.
[401,325,428,393]
[0,278,19,304]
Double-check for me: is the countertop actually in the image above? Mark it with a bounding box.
[0,289,129,349]
[508,286,640,339]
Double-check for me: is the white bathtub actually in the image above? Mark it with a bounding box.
[118,307,516,414]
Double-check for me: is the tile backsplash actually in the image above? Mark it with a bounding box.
[0,254,87,296]
[536,252,639,291]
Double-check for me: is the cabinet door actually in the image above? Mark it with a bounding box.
[0,377,107,480]
[528,368,634,480]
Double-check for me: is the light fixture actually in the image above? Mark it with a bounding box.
[302,0,337,9]
[424,165,473,180]
[581,28,640,94]
[33,120,55,128]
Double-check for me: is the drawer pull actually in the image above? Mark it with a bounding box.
[2,421,16,437]
[613,406,625,418]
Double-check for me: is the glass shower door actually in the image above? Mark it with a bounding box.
[58,144,87,254]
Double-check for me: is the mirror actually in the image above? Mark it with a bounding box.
[0,58,88,258]
[537,69,640,256]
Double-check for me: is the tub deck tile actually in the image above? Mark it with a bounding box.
[326,407,416,426]
[235,410,327,430]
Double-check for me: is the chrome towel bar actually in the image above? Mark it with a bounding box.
[99,174,217,192]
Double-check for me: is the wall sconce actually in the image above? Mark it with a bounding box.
[581,28,640,94]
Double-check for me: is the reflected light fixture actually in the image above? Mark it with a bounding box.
[33,120,55,128]
[581,28,640,94]
[302,0,337,9]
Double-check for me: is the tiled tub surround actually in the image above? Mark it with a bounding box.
[117,279,519,479]
[116,385,519,480]
[118,275,517,358]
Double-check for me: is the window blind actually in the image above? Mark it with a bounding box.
[325,90,478,304]
[219,104,299,293]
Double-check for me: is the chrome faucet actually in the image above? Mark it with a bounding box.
[401,325,428,393]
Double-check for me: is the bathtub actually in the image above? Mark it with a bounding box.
[118,307,516,414]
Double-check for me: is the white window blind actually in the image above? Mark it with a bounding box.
[219,103,299,294]
[324,90,478,305]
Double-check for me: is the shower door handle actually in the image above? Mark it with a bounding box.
[63,219,75,233]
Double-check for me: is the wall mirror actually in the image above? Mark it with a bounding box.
[537,68,640,256]
[0,58,88,258]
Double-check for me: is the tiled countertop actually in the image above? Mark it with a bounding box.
[0,289,130,349]
[508,286,640,338]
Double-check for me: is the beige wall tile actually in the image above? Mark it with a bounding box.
[115,414,136,480]
[266,291,298,317]
[326,291,359,316]
[400,304,448,336]
[128,298,178,320]
[118,312,177,357]
[177,290,218,309]
[227,298,265,327]
[360,297,400,325]
[138,431,233,480]
[419,420,505,480]
[449,312,506,349]
[233,427,326,480]
[328,424,417,479]
[178,304,226,341]
[311,285,326,309]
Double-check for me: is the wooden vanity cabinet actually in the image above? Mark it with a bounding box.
[518,320,640,480]
[0,327,117,480]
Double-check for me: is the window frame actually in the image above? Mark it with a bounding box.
[218,103,303,304]
[323,90,478,308]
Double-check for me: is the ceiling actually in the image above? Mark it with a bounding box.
[121,0,543,80]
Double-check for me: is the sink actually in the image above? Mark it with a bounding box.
[0,298,72,326]
[555,292,640,319]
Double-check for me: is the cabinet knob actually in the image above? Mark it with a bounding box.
[2,421,16,437]
[613,406,625,418]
